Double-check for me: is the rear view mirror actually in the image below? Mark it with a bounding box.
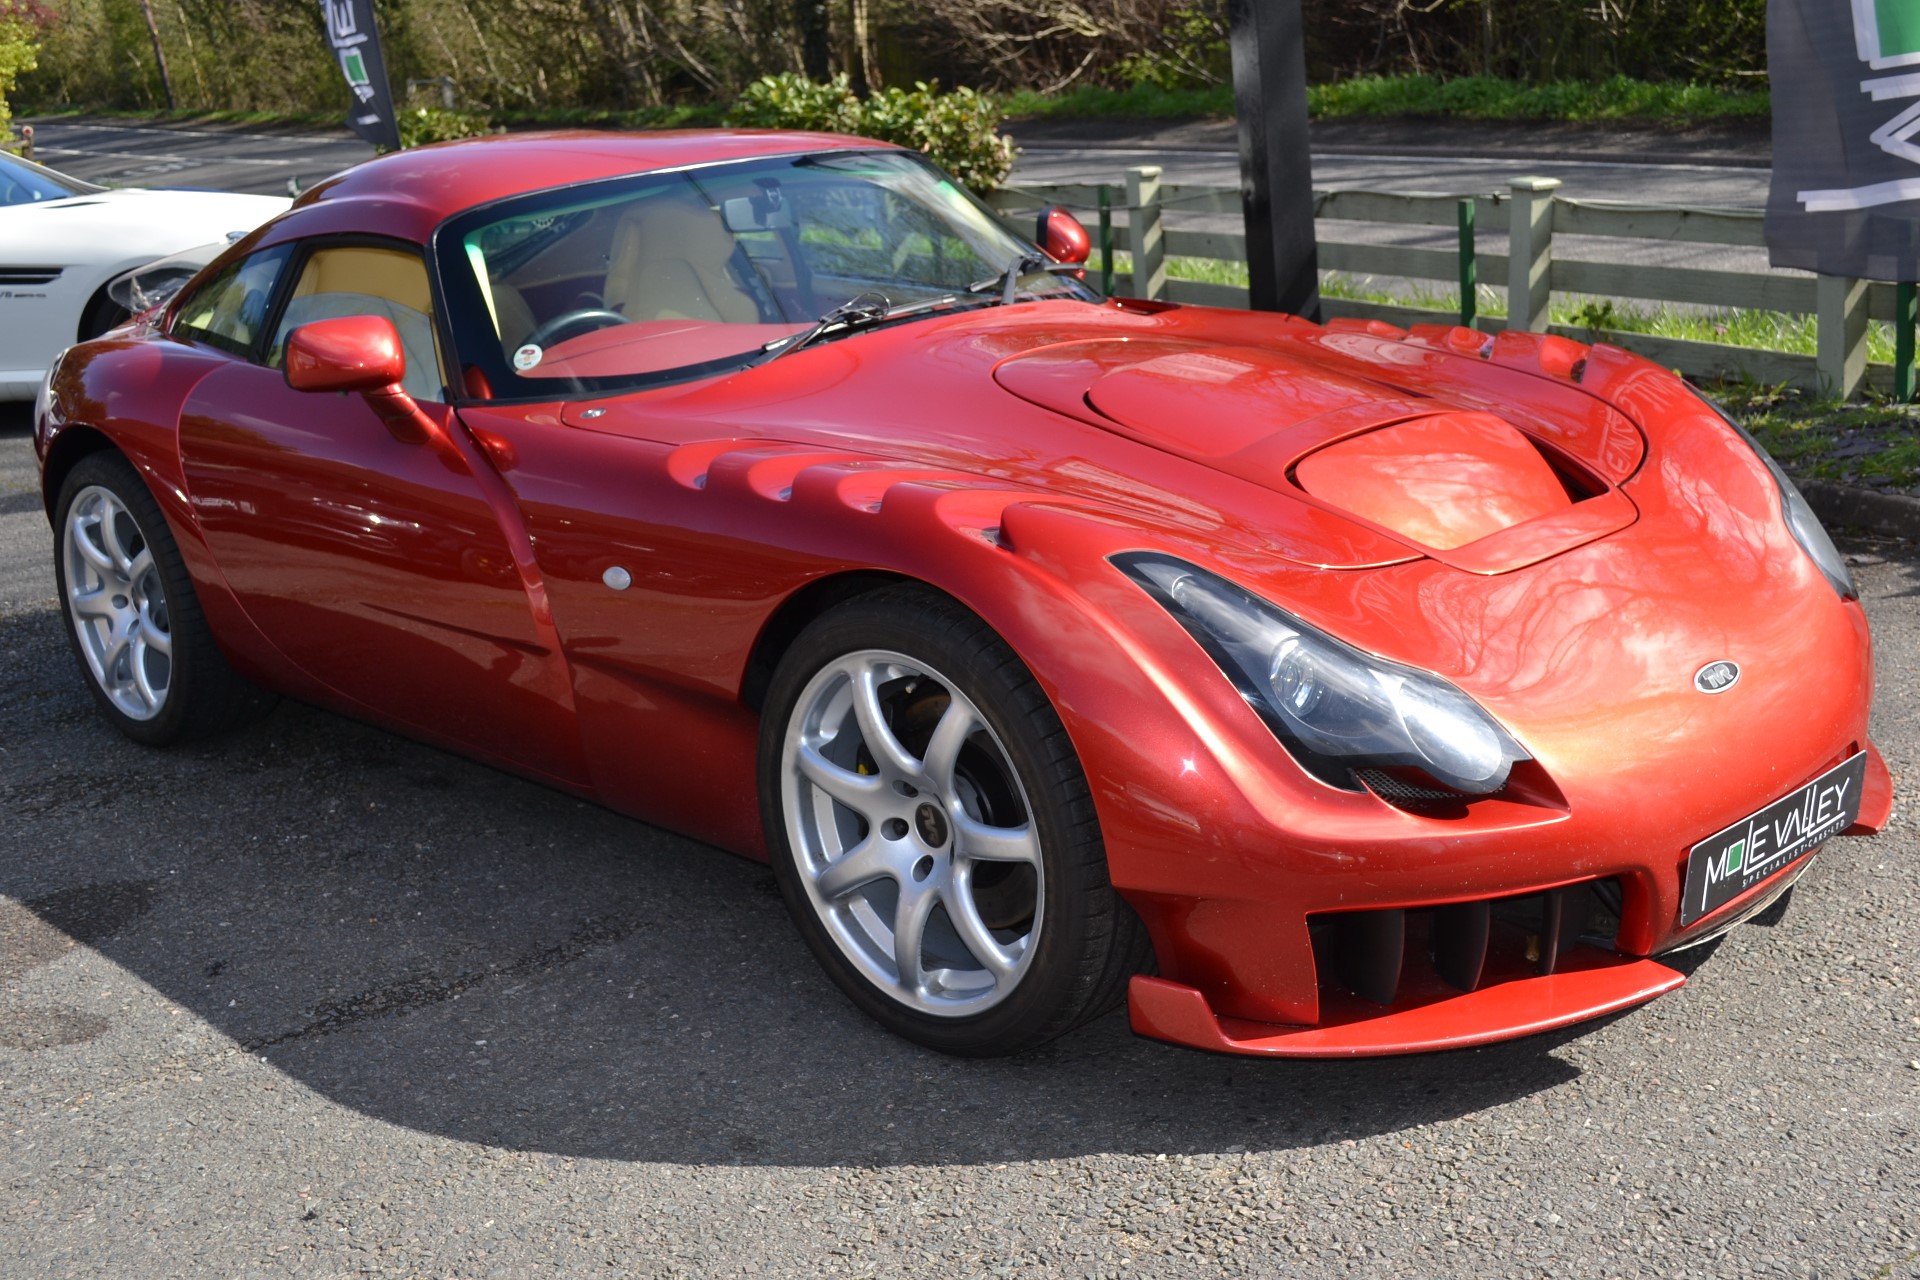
[284,315,405,394]
[724,194,792,232]
[1036,205,1091,266]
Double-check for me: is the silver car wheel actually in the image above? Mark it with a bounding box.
[62,484,172,722]
[780,649,1045,1017]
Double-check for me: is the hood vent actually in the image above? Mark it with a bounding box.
[1292,412,1577,552]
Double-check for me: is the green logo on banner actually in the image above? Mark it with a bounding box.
[1856,0,1920,68]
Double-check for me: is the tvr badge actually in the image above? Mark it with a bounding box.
[1695,660,1740,694]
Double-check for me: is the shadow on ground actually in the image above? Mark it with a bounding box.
[2,593,1594,1168]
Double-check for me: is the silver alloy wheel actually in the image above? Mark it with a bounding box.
[62,484,172,721]
[780,649,1045,1017]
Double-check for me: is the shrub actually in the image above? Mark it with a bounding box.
[726,72,1016,191]
[727,71,862,134]
[396,105,496,150]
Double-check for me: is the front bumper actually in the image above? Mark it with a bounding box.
[1123,742,1889,1057]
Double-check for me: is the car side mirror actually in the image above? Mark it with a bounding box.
[1036,205,1091,266]
[284,314,406,394]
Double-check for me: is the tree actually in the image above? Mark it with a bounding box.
[0,1,48,148]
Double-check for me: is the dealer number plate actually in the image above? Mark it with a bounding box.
[1680,752,1866,926]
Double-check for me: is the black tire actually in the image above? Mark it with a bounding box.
[758,586,1150,1056]
[53,450,274,745]
[78,288,133,342]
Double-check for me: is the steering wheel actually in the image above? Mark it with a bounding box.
[521,307,628,352]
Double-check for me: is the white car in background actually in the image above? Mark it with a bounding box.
[1,151,289,400]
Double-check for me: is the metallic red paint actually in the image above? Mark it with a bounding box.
[1036,206,1092,266]
[282,314,406,394]
[35,133,1887,1057]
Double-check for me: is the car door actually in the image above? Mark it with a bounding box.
[173,237,586,785]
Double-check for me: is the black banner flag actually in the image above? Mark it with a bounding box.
[321,0,401,154]
[1767,0,1920,280]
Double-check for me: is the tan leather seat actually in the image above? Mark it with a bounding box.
[603,191,761,324]
[490,282,536,354]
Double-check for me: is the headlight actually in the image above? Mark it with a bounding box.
[1702,396,1855,601]
[1116,553,1528,795]
[33,358,57,437]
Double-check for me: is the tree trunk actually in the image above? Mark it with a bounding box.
[849,0,877,94]
[797,0,830,80]
[136,0,177,110]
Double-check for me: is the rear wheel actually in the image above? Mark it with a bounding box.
[54,451,272,745]
[759,587,1148,1056]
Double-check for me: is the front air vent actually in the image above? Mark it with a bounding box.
[1355,767,1484,805]
[1311,878,1626,1007]
[0,267,63,286]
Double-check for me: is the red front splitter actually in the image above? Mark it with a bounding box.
[1128,952,1687,1058]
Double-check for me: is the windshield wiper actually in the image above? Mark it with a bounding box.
[756,290,959,365]
[968,254,1087,306]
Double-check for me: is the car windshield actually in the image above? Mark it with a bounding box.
[435,149,1093,397]
[0,152,103,204]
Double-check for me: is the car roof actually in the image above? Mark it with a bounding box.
[277,130,897,243]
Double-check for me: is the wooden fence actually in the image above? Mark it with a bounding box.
[987,168,1918,400]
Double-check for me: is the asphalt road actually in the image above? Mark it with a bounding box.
[20,115,1784,301]
[22,119,374,198]
[22,116,1774,206]
[1004,127,1778,297]
[1,398,1917,1277]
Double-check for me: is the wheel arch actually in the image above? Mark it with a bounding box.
[739,568,925,713]
[40,423,120,521]
[76,277,123,344]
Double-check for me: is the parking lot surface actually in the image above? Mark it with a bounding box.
[1,406,1917,1277]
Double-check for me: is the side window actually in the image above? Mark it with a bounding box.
[268,244,446,403]
[172,245,293,358]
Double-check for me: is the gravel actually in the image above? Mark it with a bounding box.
[2,405,1916,1278]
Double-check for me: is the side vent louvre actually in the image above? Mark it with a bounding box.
[0,267,63,287]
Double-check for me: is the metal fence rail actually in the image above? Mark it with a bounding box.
[987,169,1917,399]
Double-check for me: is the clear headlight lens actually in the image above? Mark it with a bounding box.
[1117,553,1529,795]
[1702,396,1855,601]
[33,363,54,434]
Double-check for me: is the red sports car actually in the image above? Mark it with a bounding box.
[34,131,1889,1058]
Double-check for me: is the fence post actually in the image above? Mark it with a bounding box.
[1896,281,1915,402]
[1506,177,1561,333]
[1457,199,1477,329]
[1816,274,1869,399]
[1098,185,1114,299]
[1126,165,1166,302]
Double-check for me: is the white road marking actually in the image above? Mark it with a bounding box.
[35,146,299,168]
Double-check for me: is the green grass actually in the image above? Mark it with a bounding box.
[1002,83,1235,121]
[1006,73,1768,124]
[1560,297,1899,364]
[1307,74,1768,123]
[1096,250,1899,364]
[1722,386,1920,489]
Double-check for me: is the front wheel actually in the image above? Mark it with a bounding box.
[759,587,1148,1056]
[54,450,273,745]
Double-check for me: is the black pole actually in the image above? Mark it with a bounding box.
[1228,0,1319,320]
